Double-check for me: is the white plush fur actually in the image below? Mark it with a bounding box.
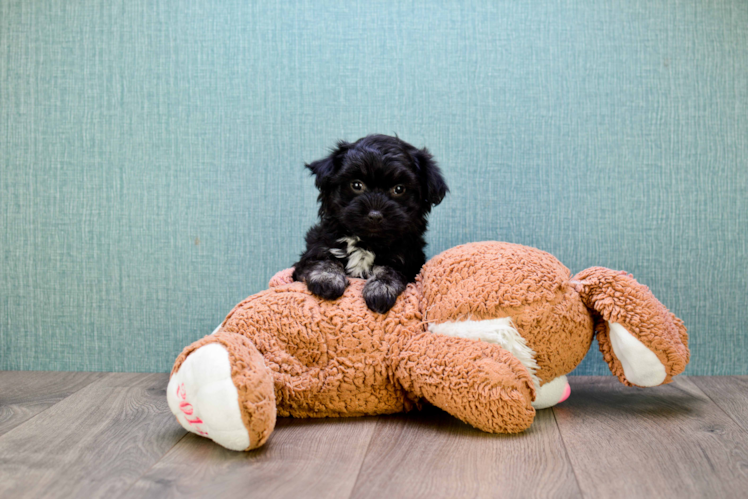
[608,321,667,387]
[167,343,250,451]
[429,317,541,390]
[532,375,569,409]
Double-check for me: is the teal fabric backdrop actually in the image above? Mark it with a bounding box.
[1,1,746,374]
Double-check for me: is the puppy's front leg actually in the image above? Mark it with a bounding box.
[363,266,407,314]
[293,259,349,300]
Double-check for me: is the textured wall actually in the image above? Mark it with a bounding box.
[1,1,746,374]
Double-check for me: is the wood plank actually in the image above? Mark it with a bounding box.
[553,376,748,498]
[0,373,186,499]
[124,415,379,498]
[0,371,104,437]
[350,404,582,498]
[691,376,748,433]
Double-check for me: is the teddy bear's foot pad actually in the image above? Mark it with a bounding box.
[608,321,667,387]
[532,375,571,409]
[167,343,250,451]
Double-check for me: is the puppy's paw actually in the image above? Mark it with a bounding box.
[305,266,348,300]
[363,277,404,314]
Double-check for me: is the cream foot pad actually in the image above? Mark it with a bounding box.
[167,343,250,451]
[532,375,571,409]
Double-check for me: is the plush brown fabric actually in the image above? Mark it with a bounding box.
[572,267,690,386]
[418,242,594,387]
[171,241,689,450]
[394,331,537,433]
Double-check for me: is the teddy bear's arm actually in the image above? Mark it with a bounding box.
[573,267,689,387]
[393,331,537,433]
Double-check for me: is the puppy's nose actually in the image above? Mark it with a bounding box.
[367,210,383,223]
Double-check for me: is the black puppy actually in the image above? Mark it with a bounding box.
[292,134,449,313]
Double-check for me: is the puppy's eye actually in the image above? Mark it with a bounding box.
[350,180,366,193]
[390,185,406,196]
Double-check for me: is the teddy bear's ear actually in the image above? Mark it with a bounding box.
[413,147,449,208]
[572,267,689,387]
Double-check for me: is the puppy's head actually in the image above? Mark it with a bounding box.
[306,134,449,240]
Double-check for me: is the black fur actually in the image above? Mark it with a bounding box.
[292,134,449,313]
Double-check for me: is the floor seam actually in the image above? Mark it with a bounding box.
[0,371,110,439]
[117,431,190,499]
[345,416,381,499]
[686,376,748,435]
[551,403,587,499]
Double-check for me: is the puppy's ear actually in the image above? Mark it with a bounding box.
[414,147,449,207]
[305,140,351,191]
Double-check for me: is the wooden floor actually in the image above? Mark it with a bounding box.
[1,373,747,498]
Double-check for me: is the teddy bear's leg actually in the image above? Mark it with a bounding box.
[167,328,276,451]
[429,317,573,409]
[573,267,689,387]
[394,331,537,433]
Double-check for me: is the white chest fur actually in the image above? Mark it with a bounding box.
[329,236,376,278]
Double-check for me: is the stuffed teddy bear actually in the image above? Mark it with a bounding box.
[167,241,689,451]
